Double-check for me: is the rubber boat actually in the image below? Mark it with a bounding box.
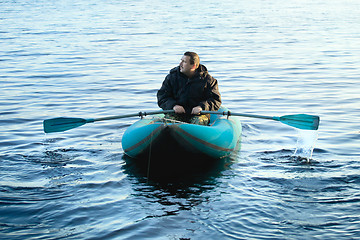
[121,106,242,160]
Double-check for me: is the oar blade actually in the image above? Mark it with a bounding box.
[43,117,90,133]
[279,114,320,130]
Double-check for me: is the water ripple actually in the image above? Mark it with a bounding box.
[1,0,360,239]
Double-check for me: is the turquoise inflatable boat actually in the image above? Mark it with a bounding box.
[122,107,242,160]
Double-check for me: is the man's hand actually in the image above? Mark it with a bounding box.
[191,106,202,115]
[173,105,186,114]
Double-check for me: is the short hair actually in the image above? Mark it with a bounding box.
[184,51,200,68]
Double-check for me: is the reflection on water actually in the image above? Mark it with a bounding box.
[121,154,236,238]
[122,154,234,185]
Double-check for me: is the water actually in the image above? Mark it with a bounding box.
[1,0,359,239]
[294,130,318,160]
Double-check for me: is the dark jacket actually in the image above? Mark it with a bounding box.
[157,64,221,114]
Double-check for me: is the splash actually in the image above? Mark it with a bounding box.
[293,130,318,161]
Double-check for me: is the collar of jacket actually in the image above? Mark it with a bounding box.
[170,64,208,79]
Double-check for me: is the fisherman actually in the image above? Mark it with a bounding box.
[157,52,221,125]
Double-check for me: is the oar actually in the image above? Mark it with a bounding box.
[43,110,175,133]
[201,111,320,130]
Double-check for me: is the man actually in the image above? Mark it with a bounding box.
[157,52,221,125]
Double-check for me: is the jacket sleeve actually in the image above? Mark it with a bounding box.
[157,74,177,110]
[199,76,222,111]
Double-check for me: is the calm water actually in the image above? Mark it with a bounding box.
[1,0,360,239]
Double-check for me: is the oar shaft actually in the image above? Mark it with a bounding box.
[43,110,175,133]
[201,111,276,121]
[201,110,319,130]
[93,110,175,122]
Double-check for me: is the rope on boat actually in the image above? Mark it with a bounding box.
[148,116,187,124]
[146,127,154,182]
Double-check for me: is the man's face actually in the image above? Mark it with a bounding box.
[179,55,195,76]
